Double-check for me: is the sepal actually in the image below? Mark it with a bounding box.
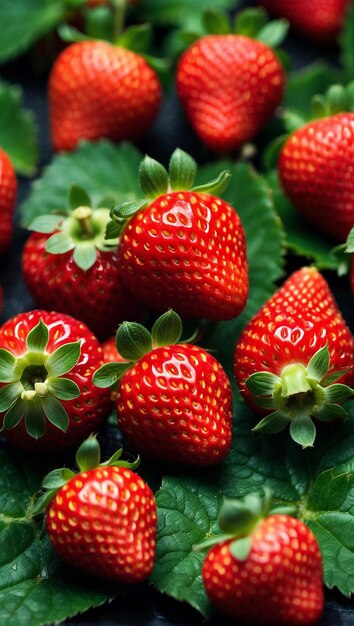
[151,310,182,348]
[191,170,231,195]
[139,155,169,198]
[45,341,81,377]
[26,320,49,353]
[116,321,153,361]
[289,415,316,448]
[203,9,231,35]
[169,149,197,191]
[229,536,252,561]
[27,214,64,234]
[69,183,92,210]
[93,361,131,388]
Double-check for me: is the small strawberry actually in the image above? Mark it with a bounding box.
[176,11,285,153]
[234,267,354,447]
[108,148,248,321]
[197,491,324,626]
[279,111,354,242]
[94,310,233,465]
[34,435,156,583]
[0,309,112,451]
[22,185,145,340]
[102,336,126,363]
[0,147,17,254]
[48,39,161,152]
[258,0,350,43]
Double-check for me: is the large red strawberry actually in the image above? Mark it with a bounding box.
[176,11,285,153]
[0,147,17,254]
[94,310,233,465]
[0,309,112,451]
[199,492,324,625]
[22,186,144,339]
[279,112,354,242]
[234,267,354,447]
[34,435,156,583]
[258,0,350,43]
[49,39,161,152]
[108,148,248,321]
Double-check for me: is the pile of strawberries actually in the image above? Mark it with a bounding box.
[0,0,353,625]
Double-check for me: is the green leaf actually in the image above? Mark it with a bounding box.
[169,149,197,191]
[93,362,130,388]
[192,170,231,196]
[75,435,101,471]
[289,415,316,448]
[229,536,252,561]
[73,244,97,271]
[202,8,231,35]
[25,399,46,439]
[40,395,69,432]
[252,410,290,434]
[151,310,182,348]
[257,19,289,48]
[117,23,152,53]
[58,23,91,43]
[26,320,49,353]
[111,199,148,222]
[0,382,23,412]
[245,372,279,396]
[0,349,17,383]
[268,171,341,270]
[0,80,38,176]
[339,3,354,79]
[0,447,115,626]
[116,322,152,361]
[234,7,267,37]
[28,214,64,234]
[346,227,354,253]
[323,384,353,404]
[196,163,284,387]
[2,398,26,431]
[139,155,169,198]
[139,0,235,26]
[42,468,75,490]
[0,0,64,65]
[322,369,351,386]
[45,233,75,255]
[284,62,340,115]
[307,345,330,382]
[313,403,347,422]
[46,377,80,401]
[69,183,91,210]
[20,141,142,226]
[45,341,81,377]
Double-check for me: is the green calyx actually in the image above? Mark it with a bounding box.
[246,344,354,448]
[0,319,82,439]
[107,148,231,238]
[31,434,140,516]
[93,309,198,389]
[194,490,272,561]
[28,184,118,272]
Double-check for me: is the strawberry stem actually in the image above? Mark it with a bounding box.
[112,0,127,40]
[72,206,94,238]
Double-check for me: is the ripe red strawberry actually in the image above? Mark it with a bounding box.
[22,186,145,340]
[94,310,233,465]
[258,0,350,43]
[176,34,284,153]
[234,267,354,447]
[36,435,156,583]
[0,148,17,254]
[0,309,112,451]
[279,113,354,242]
[109,149,248,321]
[49,40,161,152]
[199,493,324,626]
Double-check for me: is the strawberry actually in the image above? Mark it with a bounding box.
[279,112,354,242]
[22,186,144,340]
[34,435,156,583]
[102,336,126,363]
[0,148,17,254]
[0,309,112,451]
[108,148,248,321]
[234,267,354,447]
[258,0,350,43]
[176,15,285,153]
[94,310,233,465]
[198,492,324,626]
[48,40,161,152]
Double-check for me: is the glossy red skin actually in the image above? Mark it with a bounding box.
[258,0,350,43]
[176,35,284,153]
[203,515,324,626]
[22,233,145,340]
[47,466,156,583]
[118,191,248,320]
[49,41,161,152]
[234,267,354,409]
[0,310,112,451]
[0,148,17,254]
[116,343,233,465]
[279,113,354,242]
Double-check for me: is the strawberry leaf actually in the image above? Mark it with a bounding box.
[69,183,92,210]
[0,447,116,626]
[138,0,236,27]
[0,80,38,176]
[26,320,49,353]
[284,62,339,115]
[45,341,81,377]
[20,141,142,226]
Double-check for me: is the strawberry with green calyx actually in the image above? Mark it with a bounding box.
[33,434,157,583]
[108,148,248,321]
[94,309,233,465]
[0,310,111,451]
[196,491,324,626]
[268,82,354,242]
[176,7,287,154]
[234,267,354,448]
[22,184,144,340]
